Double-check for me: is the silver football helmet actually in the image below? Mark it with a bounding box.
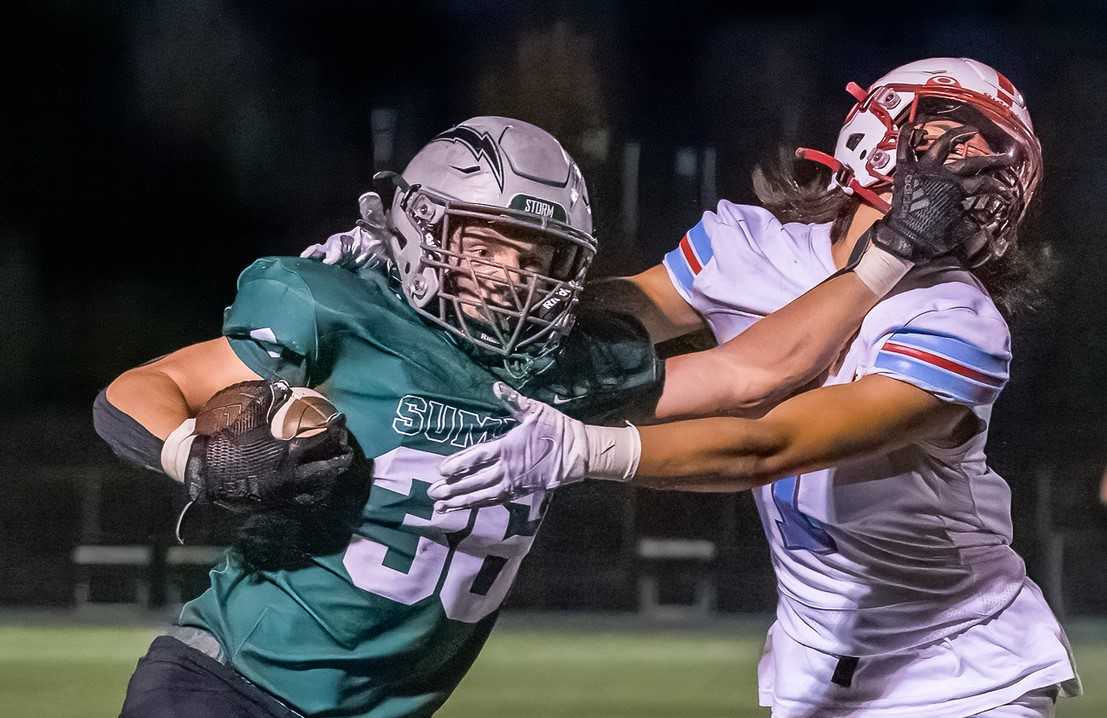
[380,116,595,372]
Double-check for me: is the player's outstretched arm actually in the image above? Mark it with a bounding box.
[635,374,970,492]
[429,375,970,510]
[656,270,881,418]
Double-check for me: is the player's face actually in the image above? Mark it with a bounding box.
[448,222,557,323]
[916,118,996,160]
[873,118,998,206]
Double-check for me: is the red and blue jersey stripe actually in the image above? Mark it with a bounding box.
[663,220,714,295]
[874,328,1008,406]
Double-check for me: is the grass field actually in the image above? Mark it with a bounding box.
[0,615,1102,717]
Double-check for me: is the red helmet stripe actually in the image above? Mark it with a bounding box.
[993,71,1017,106]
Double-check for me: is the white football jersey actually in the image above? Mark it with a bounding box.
[663,201,1025,657]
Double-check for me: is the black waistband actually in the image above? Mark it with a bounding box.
[831,655,860,687]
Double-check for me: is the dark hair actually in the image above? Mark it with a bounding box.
[752,148,856,246]
[751,148,1054,318]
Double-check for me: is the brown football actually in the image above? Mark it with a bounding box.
[194,381,339,439]
[194,381,270,435]
[269,387,340,440]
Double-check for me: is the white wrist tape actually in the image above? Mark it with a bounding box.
[160,418,197,483]
[853,245,913,296]
[583,423,641,482]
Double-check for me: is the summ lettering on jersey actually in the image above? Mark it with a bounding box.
[392,395,517,448]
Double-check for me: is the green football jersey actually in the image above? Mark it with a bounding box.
[179,257,552,717]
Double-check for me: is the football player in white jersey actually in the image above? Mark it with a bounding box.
[428,58,1080,717]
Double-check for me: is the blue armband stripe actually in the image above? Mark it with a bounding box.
[885,328,1007,378]
[664,247,696,295]
[873,352,1002,405]
[687,220,714,265]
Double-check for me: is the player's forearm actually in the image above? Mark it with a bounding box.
[631,417,786,491]
[656,273,879,418]
[712,273,876,409]
[632,412,868,493]
[104,338,262,440]
[581,267,703,344]
[728,272,878,394]
[635,376,963,493]
[654,351,765,419]
[95,368,196,476]
[100,338,262,440]
[97,339,264,478]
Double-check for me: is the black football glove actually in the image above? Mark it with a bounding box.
[184,380,355,513]
[870,123,1017,262]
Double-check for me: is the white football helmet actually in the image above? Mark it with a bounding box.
[797,57,1042,264]
[380,116,595,372]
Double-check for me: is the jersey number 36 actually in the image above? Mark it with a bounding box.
[342,472,544,624]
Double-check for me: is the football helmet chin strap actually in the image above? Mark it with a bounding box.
[796,81,892,214]
[794,146,892,215]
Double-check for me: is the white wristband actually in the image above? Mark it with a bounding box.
[853,245,913,296]
[583,423,642,482]
[160,418,197,483]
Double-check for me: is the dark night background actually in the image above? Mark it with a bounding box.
[2,1,1106,613]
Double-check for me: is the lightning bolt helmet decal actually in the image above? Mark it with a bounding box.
[430,125,506,191]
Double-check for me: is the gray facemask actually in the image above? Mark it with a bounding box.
[382,117,596,372]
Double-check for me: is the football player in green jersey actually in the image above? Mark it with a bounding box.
[92,111,954,717]
[94,116,661,718]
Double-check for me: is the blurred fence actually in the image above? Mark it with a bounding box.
[8,460,1104,619]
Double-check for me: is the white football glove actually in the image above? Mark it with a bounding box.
[429,382,641,512]
[300,191,390,268]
